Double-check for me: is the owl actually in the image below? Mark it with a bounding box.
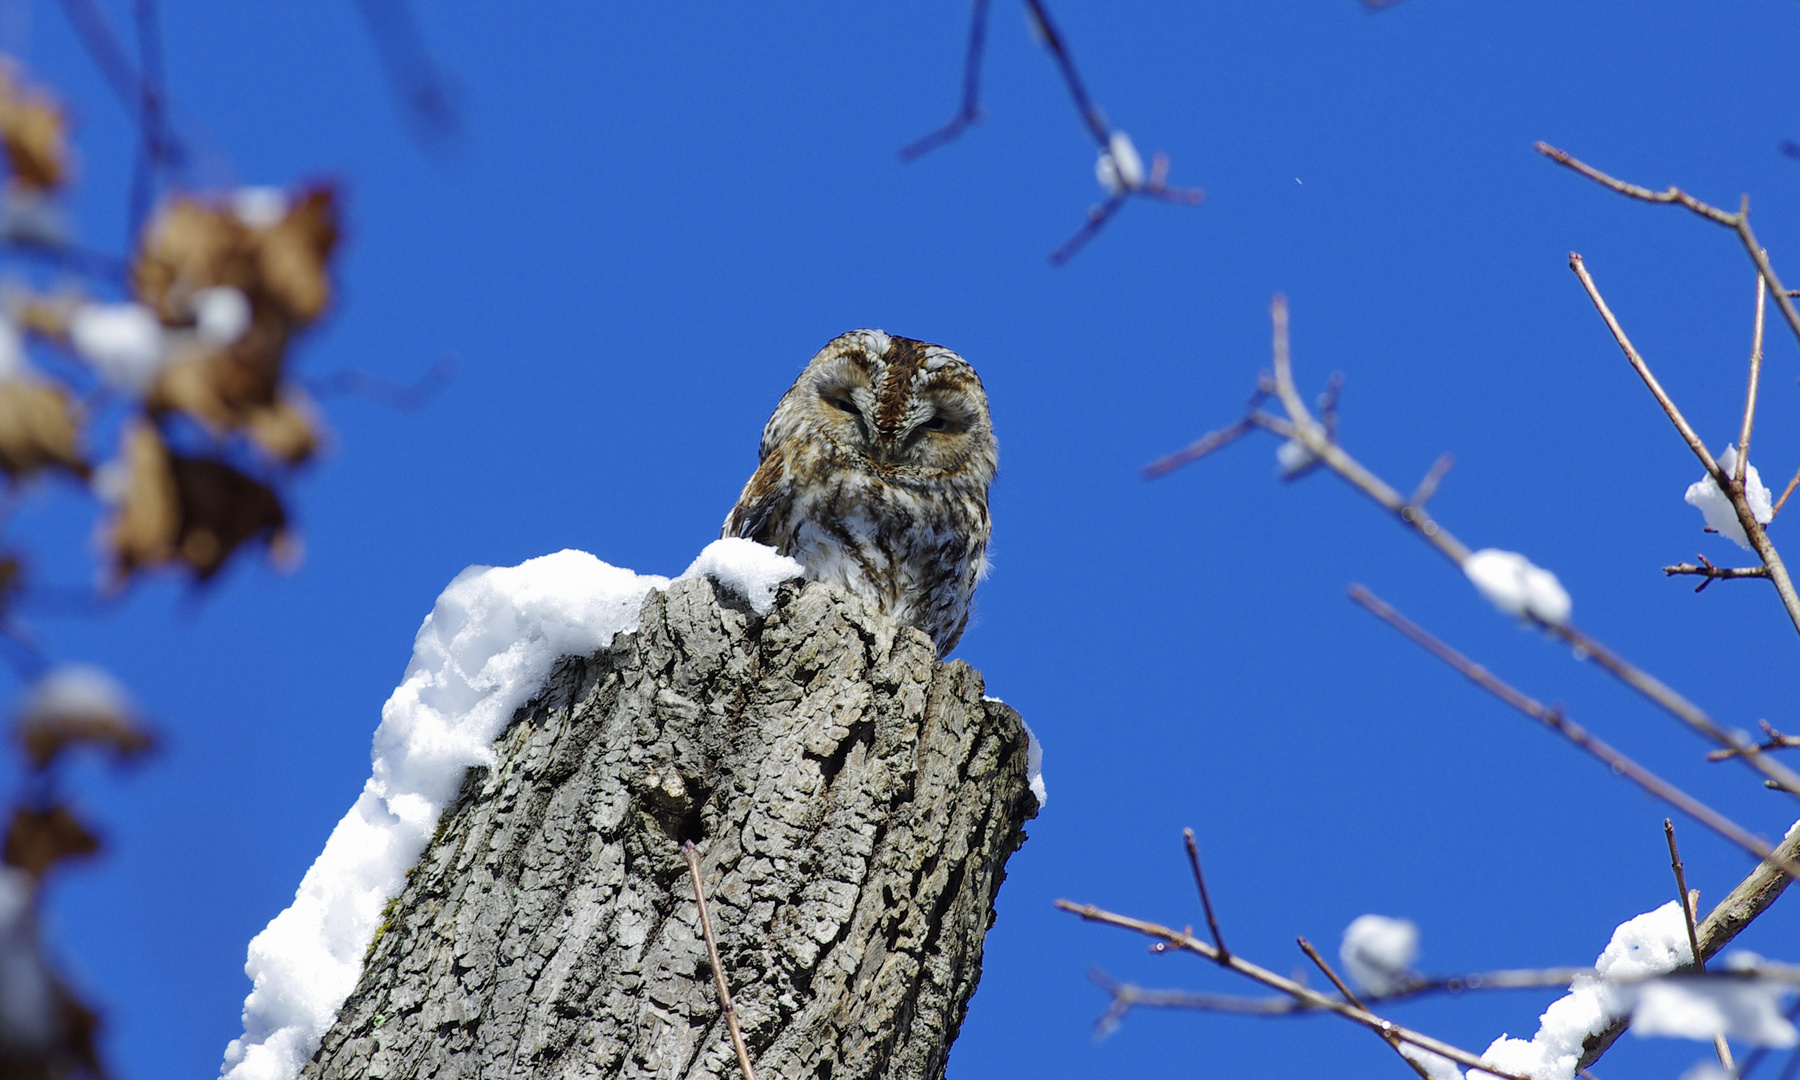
[723,330,997,657]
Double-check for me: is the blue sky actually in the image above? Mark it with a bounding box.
[8,1,1800,1076]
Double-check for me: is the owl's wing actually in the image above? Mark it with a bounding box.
[721,444,794,549]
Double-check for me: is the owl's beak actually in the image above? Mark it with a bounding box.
[869,431,904,464]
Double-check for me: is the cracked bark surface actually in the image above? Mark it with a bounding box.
[304,575,1038,1080]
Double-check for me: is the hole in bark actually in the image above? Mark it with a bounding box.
[816,1059,834,1080]
[640,777,711,844]
[809,720,873,787]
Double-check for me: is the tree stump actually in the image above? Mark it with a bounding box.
[303,575,1038,1080]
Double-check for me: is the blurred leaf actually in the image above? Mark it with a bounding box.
[0,59,68,192]
[2,806,98,877]
[0,379,86,481]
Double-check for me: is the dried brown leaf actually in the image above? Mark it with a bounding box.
[240,391,321,464]
[2,805,98,877]
[0,378,85,480]
[17,668,153,771]
[17,714,152,772]
[102,421,179,584]
[102,421,293,583]
[131,198,249,322]
[168,454,288,579]
[0,62,67,191]
[253,186,338,322]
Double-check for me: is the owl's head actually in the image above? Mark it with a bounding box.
[773,329,997,486]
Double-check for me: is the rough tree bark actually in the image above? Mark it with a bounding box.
[304,575,1039,1080]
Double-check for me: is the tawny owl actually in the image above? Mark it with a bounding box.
[723,330,997,657]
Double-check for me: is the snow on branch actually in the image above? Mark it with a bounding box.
[1142,294,1800,799]
[1065,834,1800,1080]
[1133,292,1800,1076]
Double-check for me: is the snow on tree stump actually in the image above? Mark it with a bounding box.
[303,574,1039,1080]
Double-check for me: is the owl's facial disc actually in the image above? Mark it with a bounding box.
[807,355,877,447]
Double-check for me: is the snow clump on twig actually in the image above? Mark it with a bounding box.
[1684,444,1772,551]
[1464,549,1571,626]
[1340,914,1419,995]
[1095,132,1144,194]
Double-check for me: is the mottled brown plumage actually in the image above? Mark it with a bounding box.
[723,330,997,656]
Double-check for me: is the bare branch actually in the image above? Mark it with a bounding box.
[899,0,989,160]
[683,841,757,1080]
[1738,266,1767,487]
[301,353,460,413]
[1774,465,1800,521]
[1664,555,1771,592]
[1153,295,1800,792]
[1055,901,1535,1080]
[1049,192,1127,266]
[1548,620,1800,797]
[1349,584,1800,883]
[1089,964,1599,1019]
[1568,253,1726,486]
[1665,820,1704,972]
[352,0,463,149]
[1297,936,1437,1080]
[1049,169,1204,266]
[1141,417,1255,479]
[1707,720,1800,762]
[1409,453,1454,508]
[1182,828,1228,961]
[1537,143,1800,376]
[1569,251,1800,650]
[1020,0,1106,144]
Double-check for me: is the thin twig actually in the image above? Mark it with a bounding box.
[1298,936,1436,1080]
[1020,0,1106,144]
[126,0,170,243]
[1089,964,1599,1018]
[683,842,756,1080]
[1538,143,1800,384]
[1582,814,1800,1070]
[901,0,1201,261]
[1707,721,1800,762]
[1152,294,1800,793]
[1739,266,1767,487]
[1056,901,1534,1080]
[352,0,462,148]
[1664,555,1771,592]
[1182,828,1228,961]
[52,0,142,116]
[1349,584,1800,883]
[899,0,990,160]
[1142,417,1255,479]
[1665,820,1704,971]
[1047,172,1203,266]
[301,353,459,413]
[1409,453,1454,508]
[1774,465,1800,521]
[1570,251,1800,675]
[1549,619,1800,798]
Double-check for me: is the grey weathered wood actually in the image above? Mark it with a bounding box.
[304,575,1038,1080]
